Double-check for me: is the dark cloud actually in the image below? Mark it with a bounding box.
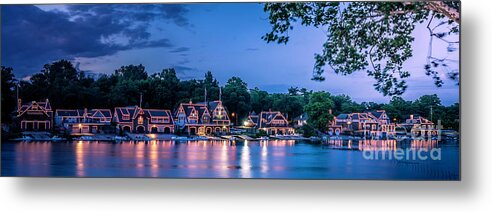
[1,4,190,77]
[173,65,195,72]
[169,47,190,53]
[172,65,201,80]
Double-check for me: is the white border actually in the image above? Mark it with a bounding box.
[2,0,492,211]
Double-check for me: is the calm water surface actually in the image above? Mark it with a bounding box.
[1,139,459,180]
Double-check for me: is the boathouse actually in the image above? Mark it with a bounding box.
[400,114,438,138]
[16,99,53,131]
[55,108,112,134]
[328,110,396,138]
[245,110,294,135]
[114,106,175,134]
[174,100,230,135]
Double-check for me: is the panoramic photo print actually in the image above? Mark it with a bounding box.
[0,1,460,179]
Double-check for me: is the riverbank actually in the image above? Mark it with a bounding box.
[6,130,459,143]
[8,131,310,142]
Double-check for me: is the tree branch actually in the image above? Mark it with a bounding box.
[425,1,460,24]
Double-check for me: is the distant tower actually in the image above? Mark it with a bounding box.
[16,83,21,113]
[219,87,222,101]
[204,87,207,106]
[430,106,433,123]
[17,99,22,115]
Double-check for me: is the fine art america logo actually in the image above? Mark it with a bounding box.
[362,147,442,161]
[362,120,444,161]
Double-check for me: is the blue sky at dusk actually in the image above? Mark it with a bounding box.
[1,3,459,105]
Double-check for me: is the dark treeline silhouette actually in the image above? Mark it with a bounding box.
[1,60,459,130]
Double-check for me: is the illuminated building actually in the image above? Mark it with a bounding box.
[245,110,294,135]
[328,110,396,138]
[55,108,112,135]
[16,99,53,131]
[114,106,174,134]
[174,100,230,135]
[400,114,438,138]
[292,112,308,128]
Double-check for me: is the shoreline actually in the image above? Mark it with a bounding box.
[6,132,458,143]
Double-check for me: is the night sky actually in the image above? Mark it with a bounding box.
[1,3,459,105]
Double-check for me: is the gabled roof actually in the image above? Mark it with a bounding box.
[337,114,349,119]
[56,109,80,117]
[114,106,138,123]
[146,109,169,117]
[405,114,433,124]
[210,101,229,121]
[114,106,173,123]
[366,110,388,120]
[178,103,203,117]
[145,109,174,124]
[56,109,113,118]
[176,102,209,124]
[255,111,289,128]
[37,100,51,111]
[176,100,230,125]
[93,109,112,118]
[88,109,112,118]
[17,99,53,117]
[249,114,260,126]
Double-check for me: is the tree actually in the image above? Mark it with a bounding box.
[304,91,334,131]
[300,124,316,138]
[222,77,251,124]
[288,86,300,95]
[441,103,459,130]
[94,74,118,108]
[263,2,459,96]
[250,87,272,113]
[1,66,17,123]
[203,71,220,101]
[114,64,148,81]
[23,60,95,109]
[150,68,181,109]
[271,93,304,120]
[413,94,442,120]
[299,88,312,105]
[331,94,363,114]
[109,80,136,106]
[382,96,415,122]
[360,102,384,111]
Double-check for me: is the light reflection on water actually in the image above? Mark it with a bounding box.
[76,141,85,176]
[1,139,459,180]
[325,139,439,152]
[241,140,251,178]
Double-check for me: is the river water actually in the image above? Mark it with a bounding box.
[1,139,459,180]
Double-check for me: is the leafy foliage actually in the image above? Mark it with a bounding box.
[1,66,17,123]
[222,77,251,123]
[263,2,460,96]
[304,91,335,130]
